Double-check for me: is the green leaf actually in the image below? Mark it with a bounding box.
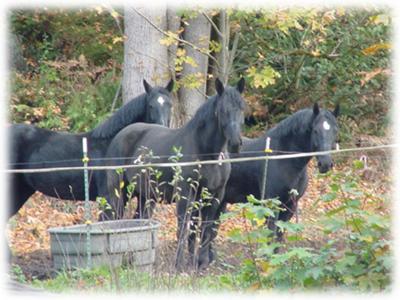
[276,221,304,233]
[306,267,324,280]
[321,192,337,202]
[247,65,281,88]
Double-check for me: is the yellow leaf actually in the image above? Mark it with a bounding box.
[95,6,103,14]
[358,68,391,86]
[112,36,124,44]
[160,31,178,46]
[176,48,186,57]
[248,282,261,291]
[336,7,346,17]
[110,10,120,19]
[311,50,321,57]
[120,181,125,189]
[258,260,270,273]
[361,43,391,56]
[369,14,390,26]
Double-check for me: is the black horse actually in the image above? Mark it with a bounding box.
[8,79,174,217]
[100,78,246,270]
[223,103,340,239]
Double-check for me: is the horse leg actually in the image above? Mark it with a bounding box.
[267,196,297,245]
[187,209,199,268]
[133,171,156,219]
[134,194,155,219]
[9,175,35,217]
[195,189,227,270]
[175,186,195,271]
[99,170,127,220]
[271,174,308,241]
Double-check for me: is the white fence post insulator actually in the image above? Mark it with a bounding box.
[218,152,225,166]
[82,137,92,269]
[336,143,340,151]
[360,155,368,169]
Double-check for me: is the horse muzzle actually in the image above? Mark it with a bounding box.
[228,139,241,153]
[317,156,334,173]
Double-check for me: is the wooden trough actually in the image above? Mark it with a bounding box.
[48,219,160,272]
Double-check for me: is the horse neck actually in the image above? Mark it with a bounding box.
[267,124,313,171]
[183,113,227,159]
[200,119,227,156]
[89,94,146,140]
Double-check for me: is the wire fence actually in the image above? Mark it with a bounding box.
[5,143,396,174]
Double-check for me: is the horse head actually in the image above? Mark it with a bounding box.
[143,79,174,127]
[310,102,340,173]
[214,78,246,153]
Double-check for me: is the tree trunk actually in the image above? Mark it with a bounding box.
[122,6,170,104]
[166,8,184,128]
[10,33,26,72]
[178,13,211,121]
[208,10,240,95]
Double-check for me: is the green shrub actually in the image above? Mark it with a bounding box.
[220,161,392,291]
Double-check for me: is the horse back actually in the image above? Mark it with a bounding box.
[106,122,172,159]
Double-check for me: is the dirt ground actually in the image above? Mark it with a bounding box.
[7,152,392,281]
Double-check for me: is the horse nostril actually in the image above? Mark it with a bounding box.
[318,161,322,167]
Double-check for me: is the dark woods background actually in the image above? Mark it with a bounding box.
[9,7,391,143]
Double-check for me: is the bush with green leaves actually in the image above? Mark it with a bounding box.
[10,9,123,131]
[220,160,391,291]
[231,8,391,139]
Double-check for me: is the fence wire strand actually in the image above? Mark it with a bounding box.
[4,143,396,174]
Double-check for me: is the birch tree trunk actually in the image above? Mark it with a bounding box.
[178,13,211,121]
[122,6,170,104]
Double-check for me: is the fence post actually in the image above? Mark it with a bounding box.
[260,137,272,201]
[82,137,92,268]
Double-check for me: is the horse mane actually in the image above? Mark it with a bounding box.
[268,108,336,138]
[91,93,146,139]
[268,109,314,138]
[184,87,244,131]
[184,95,217,131]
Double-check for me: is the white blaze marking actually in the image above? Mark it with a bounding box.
[157,96,165,106]
[323,121,331,130]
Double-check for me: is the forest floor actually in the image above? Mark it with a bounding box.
[7,147,392,283]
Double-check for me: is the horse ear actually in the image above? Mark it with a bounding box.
[236,77,245,94]
[165,79,174,92]
[332,103,340,118]
[143,79,152,94]
[313,103,320,116]
[215,78,224,96]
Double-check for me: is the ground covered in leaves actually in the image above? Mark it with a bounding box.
[7,151,392,285]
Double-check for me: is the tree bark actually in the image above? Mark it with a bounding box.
[166,8,184,128]
[10,33,26,72]
[178,13,211,121]
[208,10,240,95]
[122,6,170,104]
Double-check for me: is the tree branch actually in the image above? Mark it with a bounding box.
[201,10,224,38]
[110,81,122,112]
[133,8,219,67]
[226,31,240,77]
[253,31,340,60]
